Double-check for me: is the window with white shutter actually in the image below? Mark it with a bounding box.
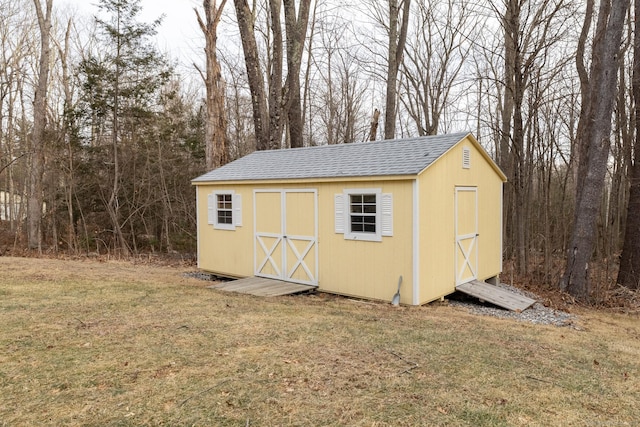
[349,194,377,233]
[335,188,392,242]
[211,191,242,230]
[217,193,233,225]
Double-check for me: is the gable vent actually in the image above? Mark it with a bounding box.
[462,147,471,169]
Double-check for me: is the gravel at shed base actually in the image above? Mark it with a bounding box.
[448,283,575,327]
[184,271,219,281]
[184,271,237,283]
[187,271,575,327]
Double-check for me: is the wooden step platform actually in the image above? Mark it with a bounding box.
[456,280,536,312]
[208,276,315,297]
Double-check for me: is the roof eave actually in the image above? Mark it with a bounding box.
[191,174,419,186]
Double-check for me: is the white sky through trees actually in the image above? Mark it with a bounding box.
[58,0,203,67]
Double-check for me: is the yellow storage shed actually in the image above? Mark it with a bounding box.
[192,132,507,305]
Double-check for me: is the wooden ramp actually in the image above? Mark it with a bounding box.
[456,280,536,312]
[208,276,315,297]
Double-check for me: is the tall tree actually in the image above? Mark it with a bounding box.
[28,0,53,251]
[268,0,285,149]
[79,0,170,255]
[617,0,640,290]
[283,0,311,147]
[383,0,410,139]
[572,0,595,185]
[233,0,311,150]
[1,0,35,232]
[496,0,570,276]
[220,53,257,159]
[399,0,474,136]
[195,0,228,170]
[561,0,630,300]
[55,17,79,253]
[233,0,270,150]
[313,16,367,145]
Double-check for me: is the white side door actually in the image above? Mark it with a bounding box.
[455,187,478,286]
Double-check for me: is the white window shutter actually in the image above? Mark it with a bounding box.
[233,193,242,227]
[381,193,393,236]
[334,193,345,234]
[207,193,215,225]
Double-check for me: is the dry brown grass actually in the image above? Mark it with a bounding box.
[1,256,639,426]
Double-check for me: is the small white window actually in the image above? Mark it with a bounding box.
[208,191,242,230]
[349,193,377,234]
[462,146,471,169]
[217,193,233,225]
[335,189,393,242]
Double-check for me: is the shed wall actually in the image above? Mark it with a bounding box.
[317,180,414,304]
[197,179,416,304]
[418,136,504,303]
[197,185,255,278]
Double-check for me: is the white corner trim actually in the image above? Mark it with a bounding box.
[196,188,200,269]
[500,183,504,273]
[253,190,258,276]
[413,179,420,305]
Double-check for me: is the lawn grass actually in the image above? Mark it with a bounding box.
[0,256,638,426]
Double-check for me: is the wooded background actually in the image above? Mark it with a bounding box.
[0,0,638,300]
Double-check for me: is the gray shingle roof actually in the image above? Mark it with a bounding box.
[192,132,470,183]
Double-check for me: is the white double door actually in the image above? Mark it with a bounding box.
[254,189,318,286]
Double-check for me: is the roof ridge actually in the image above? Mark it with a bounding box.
[250,132,471,155]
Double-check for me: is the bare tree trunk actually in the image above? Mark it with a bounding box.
[617,0,640,290]
[573,0,595,187]
[55,18,78,253]
[399,0,472,138]
[325,46,336,145]
[301,0,317,144]
[283,0,311,148]
[369,108,380,141]
[5,88,17,231]
[609,62,631,258]
[498,0,569,275]
[107,4,129,256]
[618,148,640,289]
[196,0,228,169]
[233,0,269,150]
[505,0,528,275]
[29,0,53,252]
[233,0,313,150]
[561,0,629,300]
[383,0,410,140]
[498,0,516,265]
[268,0,284,149]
